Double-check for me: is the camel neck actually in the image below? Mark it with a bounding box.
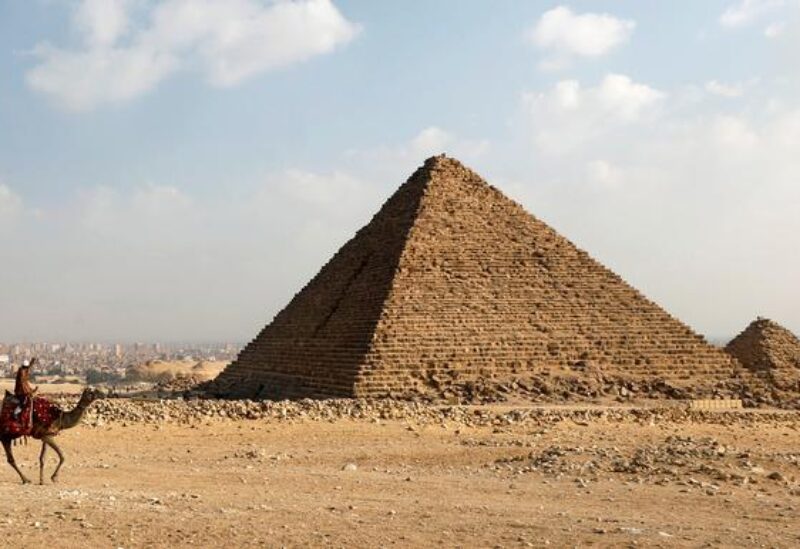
[58,395,92,430]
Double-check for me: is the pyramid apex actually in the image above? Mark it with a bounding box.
[749,316,780,330]
[423,154,467,170]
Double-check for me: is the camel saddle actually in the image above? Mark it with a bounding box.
[0,391,63,439]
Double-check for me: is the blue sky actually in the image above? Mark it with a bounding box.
[1,0,798,342]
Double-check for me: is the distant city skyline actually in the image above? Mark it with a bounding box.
[1,1,798,341]
[0,340,240,381]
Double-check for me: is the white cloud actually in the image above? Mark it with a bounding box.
[27,44,178,111]
[26,0,360,111]
[598,74,665,120]
[550,80,581,110]
[147,0,361,87]
[268,170,374,214]
[720,0,785,28]
[404,126,488,158]
[259,170,385,254]
[74,0,131,47]
[529,6,635,69]
[78,183,196,247]
[131,184,192,216]
[522,74,665,154]
[410,126,453,155]
[0,184,23,224]
[712,114,759,149]
[510,85,800,336]
[344,126,489,182]
[705,80,745,97]
[3,98,800,339]
[768,108,800,146]
[586,160,623,189]
[0,171,388,340]
[764,21,786,36]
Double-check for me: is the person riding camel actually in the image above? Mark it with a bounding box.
[13,357,38,420]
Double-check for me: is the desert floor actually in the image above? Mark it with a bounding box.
[0,405,798,548]
[0,380,87,395]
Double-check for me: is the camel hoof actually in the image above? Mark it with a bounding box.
[50,476,59,484]
[21,478,31,485]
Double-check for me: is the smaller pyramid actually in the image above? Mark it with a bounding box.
[726,318,800,388]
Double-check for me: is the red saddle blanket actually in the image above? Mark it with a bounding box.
[0,394,62,438]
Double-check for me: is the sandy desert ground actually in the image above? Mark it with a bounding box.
[0,380,88,395]
[0,397,798,548]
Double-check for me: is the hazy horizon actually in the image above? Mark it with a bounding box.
[1,1,798,342]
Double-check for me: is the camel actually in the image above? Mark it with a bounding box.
[1,387,103,485]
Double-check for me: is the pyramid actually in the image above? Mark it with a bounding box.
[213,155,738,399]
[726,318,800,388]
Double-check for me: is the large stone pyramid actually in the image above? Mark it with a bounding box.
[214,156,738,399]
[726,318,800,389]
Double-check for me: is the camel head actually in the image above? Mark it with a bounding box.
[79,387,106,407]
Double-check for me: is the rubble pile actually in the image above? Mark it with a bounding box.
[46,394,799,428]
[493,435,800,489]
[154,375,207,394]
[426,371,731,404]
[211,367,797,408]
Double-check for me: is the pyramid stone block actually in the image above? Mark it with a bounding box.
[213,155,738,399]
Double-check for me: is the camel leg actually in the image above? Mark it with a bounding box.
[42,436,65,483]
[39,441,48,485]
[2,437,31,484]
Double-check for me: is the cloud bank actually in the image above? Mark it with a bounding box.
[522,74,665,154]
[513,74,800,337]
[26,0,360,111]
[529,6,635,69]
[720,0,785,28]
[0,184,23,226]
[4,3,799,340]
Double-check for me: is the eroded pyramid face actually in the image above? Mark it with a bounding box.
[212,155,738,400]
[726,318,800,383]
